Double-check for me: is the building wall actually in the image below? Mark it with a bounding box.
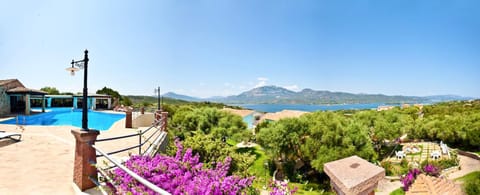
[0,86,10,115]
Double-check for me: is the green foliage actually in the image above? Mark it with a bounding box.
[180,133,255,177]
[390,188,405,195]
[121,96,133,106]
[170,106,247,141]
[456,171,480,195]
[257,111,377,179]
[96,86,121,99]
[40,86,60,95]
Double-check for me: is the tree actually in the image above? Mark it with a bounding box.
[96,86,121,99]
[40,87,60,95]
[170,106,247,141]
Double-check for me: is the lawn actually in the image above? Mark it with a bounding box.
[389,188,405,195]
[455,171,480,182]
[236,145,332,194]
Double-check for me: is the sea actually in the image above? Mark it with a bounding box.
[232,103,400,113]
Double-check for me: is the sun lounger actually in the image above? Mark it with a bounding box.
[0,131,22,142]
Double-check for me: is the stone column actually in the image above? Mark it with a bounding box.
[324,155,385,195]
[125,111,132,128]
[92,98,96,110]
[25,94,30,115]
[71,129,100,191]
[107,98,112,109]
[161,112,168,131]
[41,95,46,112]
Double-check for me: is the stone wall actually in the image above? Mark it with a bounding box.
[133,113,155,128]
[0,86,10,115]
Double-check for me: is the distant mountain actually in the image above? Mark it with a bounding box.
[213,86,427,104]
[164,86,473,104]
[424,95,472,102]
[163,92,201,102]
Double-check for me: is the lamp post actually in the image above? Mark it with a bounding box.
[154,87,161,111]
[66,49,89,131]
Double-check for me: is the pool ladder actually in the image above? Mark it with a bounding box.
[16,115,26,125]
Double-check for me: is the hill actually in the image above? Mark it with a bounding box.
[163,85,471,104]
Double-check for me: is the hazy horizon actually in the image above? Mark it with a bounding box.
[1,1,479,98]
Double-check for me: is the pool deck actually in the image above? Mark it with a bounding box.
[0,116,156,194]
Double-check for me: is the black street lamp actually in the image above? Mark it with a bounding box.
[154,86,161,111]
[66,49,89,131]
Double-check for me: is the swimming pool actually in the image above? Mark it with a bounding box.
[243,114,254,129]
[0,108,125,130]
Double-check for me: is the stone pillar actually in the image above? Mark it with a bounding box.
[25,94,31,115]
[161,112,168,132]
[92,98,96,110]
[107,98,112,109]
[324,156,385,195]
[71,129,100,191]
[41,95,46,112]
[125,111,132,128]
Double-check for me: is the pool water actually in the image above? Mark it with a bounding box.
[243,114,254,129]
[0,108,125,130]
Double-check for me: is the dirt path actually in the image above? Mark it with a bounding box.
[448,154,480,180]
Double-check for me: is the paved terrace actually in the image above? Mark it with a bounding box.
[0,117,158,194]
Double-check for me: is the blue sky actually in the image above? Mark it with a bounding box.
[1,0,479,98]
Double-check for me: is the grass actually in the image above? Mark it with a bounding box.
[455,171,480,182]
[456,171,480,195]
[237,145,332,194]
[389,188,405,195]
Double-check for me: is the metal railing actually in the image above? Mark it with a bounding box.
[92,145,171,195]
[90,113,170,194]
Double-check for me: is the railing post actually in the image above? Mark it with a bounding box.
[125,110,132,128]
[139,129,142,155]
[161,112,168,132]
[71,129,100,191]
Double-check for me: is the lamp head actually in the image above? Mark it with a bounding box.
[66,59,80,76]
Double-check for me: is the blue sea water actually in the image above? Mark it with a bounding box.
[234,103,399,113]
[0,108,125,130]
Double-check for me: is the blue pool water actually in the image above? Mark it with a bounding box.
[0,108,125,130]
[243,114,254,129]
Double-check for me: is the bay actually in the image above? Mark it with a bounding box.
[233,103,399,113]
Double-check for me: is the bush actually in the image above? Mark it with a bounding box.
[109,139,254,194]
[381,161,394,176]
[465,178,480,195]
[422,164,440,177]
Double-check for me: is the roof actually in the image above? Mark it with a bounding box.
[73,93,111,98]
[324,155,385,194]
[406,174,464,195]
[261,110,308,121]
[222,108,255,117]
[0,79,25,89]
[0,79,19,86]
[6,87,47,95]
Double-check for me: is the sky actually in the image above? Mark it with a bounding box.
[1,0,479,98]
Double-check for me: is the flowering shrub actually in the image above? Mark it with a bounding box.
[400,168,420,191]
[109,139,254,195]
[423,164,439,177]
[267,180,297,195]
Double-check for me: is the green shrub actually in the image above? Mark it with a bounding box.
[465,178,480,195]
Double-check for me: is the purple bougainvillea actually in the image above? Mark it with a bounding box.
[423,164,439,177]
[400,168,420,191]
[109,139,254,195]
